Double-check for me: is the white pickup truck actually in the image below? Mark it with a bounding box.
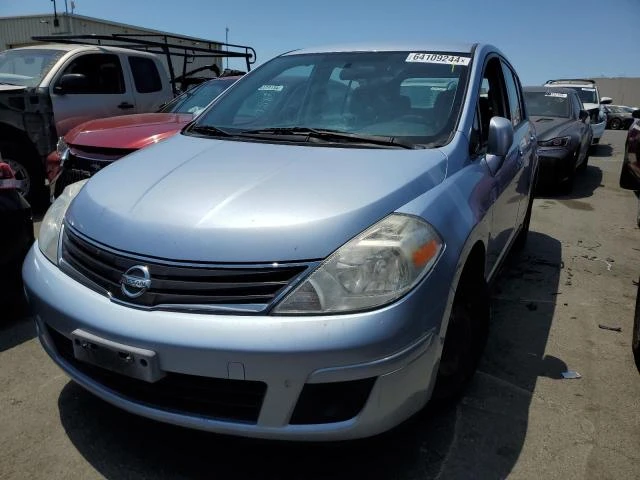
[0,43,174,204]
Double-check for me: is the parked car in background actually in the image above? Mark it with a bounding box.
[618,109,640,369]
[619,109,640,228]
[49,75,241,198]
[604,105,637,130]
[524,86,592,192]
[0,160,34,314]
[0,43,173,205]
[0,33,256,206]
[24,43,538,440]
[544,79,610,148]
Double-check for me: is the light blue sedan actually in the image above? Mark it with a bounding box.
[23,42,538,440]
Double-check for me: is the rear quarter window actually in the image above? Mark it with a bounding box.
[128,56,163,93]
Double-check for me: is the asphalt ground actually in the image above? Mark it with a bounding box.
[1,129,638,479]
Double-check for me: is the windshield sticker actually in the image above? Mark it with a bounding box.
[258,85,284,92]
[405,53,471,66]
[581,87,596,91]
[545,92,567,98]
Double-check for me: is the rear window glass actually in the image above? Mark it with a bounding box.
[129,56,162,93]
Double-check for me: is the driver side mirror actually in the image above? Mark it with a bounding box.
[486,116,514,174]
[579,110,589,122]
[600,96,613,105]
[54,73,88,94]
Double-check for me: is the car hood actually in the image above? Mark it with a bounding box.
[530,116,574,139]
[65,113,194,150]
[582,103,600,112]
[66,134,447,263]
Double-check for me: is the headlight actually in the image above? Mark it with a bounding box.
[538,136,570,148]
[273,214,443,314]
[38,179,88,264]
[56,137,70,165]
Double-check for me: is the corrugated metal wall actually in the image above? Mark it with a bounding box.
[594,78,640,108]
[0,14,226,82]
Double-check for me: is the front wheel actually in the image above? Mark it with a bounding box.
[0,142,47,208]
[431,277,490,403]
[610,118,622,130]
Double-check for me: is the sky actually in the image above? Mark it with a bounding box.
[1,0,639,84]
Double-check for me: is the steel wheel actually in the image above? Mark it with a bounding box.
[3,157,30,198]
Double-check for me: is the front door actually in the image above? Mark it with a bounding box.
[50,52,136,136]
[478,57,523,276]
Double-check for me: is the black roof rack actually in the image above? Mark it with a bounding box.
[32,33,256,95]
[545,79,596,85]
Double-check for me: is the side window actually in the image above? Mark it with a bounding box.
[473,57,509,152]
[501,62,523,127]
[128,56,162,93]
[59,54,125,94]
[572,95,582,118]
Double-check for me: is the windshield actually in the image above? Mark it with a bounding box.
[0,48,66,87]
[524,91,570,117]
[565,86,598,105]
[191,51,471,147]
[159,77,237,115]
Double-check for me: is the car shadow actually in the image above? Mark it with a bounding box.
[0,311,36,353]
[536,165,603,201]
[56,231,561,480]
[589,144,614,158]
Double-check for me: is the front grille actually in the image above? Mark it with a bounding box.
[47,325,267,423]
[54,167,91,197]
[61,227,308,309]
[55,146,133,198]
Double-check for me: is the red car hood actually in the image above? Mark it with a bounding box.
[64,113,194,150]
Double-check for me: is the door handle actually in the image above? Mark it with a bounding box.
[117,102,135,110]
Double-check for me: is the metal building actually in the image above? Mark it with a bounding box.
[0,13,235,80]
[594,77,640,108]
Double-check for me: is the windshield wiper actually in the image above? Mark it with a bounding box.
[188,124,236,137]
[240,127,420,149]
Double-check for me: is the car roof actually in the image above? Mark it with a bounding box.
[524,86,576,95]
[9,43,159,57]
[283,42,477,56]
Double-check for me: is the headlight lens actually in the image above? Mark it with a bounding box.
[38,179,88,264]
[538,136,570,148]
[273,214,443,314]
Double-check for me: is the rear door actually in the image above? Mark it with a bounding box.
[500,60,535,226]
[50,52,136,136]
[126,55,171,113]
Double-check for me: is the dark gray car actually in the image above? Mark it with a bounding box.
[524,86,592,192]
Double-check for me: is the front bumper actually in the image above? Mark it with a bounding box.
[537,147,575,185]
[23,245,446,440]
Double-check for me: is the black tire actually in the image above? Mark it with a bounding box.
[431,274,490,403]
[514,182,535,251]
[559,153,578,194]
[610,118,622,130]
[0,141,48,208]
[577,149,589,172]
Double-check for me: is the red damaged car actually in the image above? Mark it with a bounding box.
[48,76,240,198]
